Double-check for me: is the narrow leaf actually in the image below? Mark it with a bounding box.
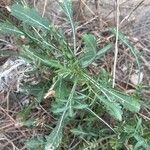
[46,81,77,149]
[61,0,76,54]
[111,28,141,83]
[0,22,24,35]
[83,73,141,113]
[10,4,49,29]
[22,46,63,69]
[45,119,63,150]
[83,34,97,53]
[80,34,97,67]
[80,50,96,67]
[71,128,88,136]
[96,43,112,59]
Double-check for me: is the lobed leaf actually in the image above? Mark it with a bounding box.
[83,73,141,114]
[102,99,123,121]
[108,89,141,112]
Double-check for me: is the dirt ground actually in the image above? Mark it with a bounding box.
[0,0,150,149]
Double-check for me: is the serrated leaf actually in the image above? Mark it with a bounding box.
[46,81,77,149]
[96,94,123,121]
[45,112,65,150]
[73,104,88,109]
[83,73,141,113]
[107,103,122,121]
[80,34,97,67]
[134,135,150,150]
[22,46,63,69]
[80,35,112,68]
[83,34,97,53]
[96,78,140,112]
[110,90,141,112]
[103,99,123,121]
[55,79,70,99]
[71,128,88,136]
[0,23,24,35]
[101,87,141,113]
[26,138,45,150]
[10,4,49,30]
[61,0,76,54]
[52,80,70,114]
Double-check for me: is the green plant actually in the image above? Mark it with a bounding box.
[0,1,146,150]
[110,116,150,150]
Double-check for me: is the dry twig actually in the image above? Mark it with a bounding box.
[113,0,120,88]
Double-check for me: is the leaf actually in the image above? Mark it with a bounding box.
[94,92,123,121]
[80,50,96,67]
[80,35,112,67]
[96,43,112,59]
[111,28,141,83]
[98,78,140,112]
[45,119,63,150]
[21,82,49,103]
[134,135,150,150]
[61,0,73,20]
[51,79,70,114]
[21,46,63,69]
[80,34,97,67]
[103,100,123,121]
[73,104,88,109]
[61,0,76,54]
[26,138,45,150]
[71,126,97,137]
[107,103,122,121]
[17,104,32,120]
[10,4,49,30]
[46,81,77,149]
[54,79,70,99]
[23,118,36,127]
[86,107,115,132]
[83,73,141,113]
[71,128,88,136]
[83,34,97,53]
[110,90,141,112]
[100,86,141,113]
[0,22,24,35]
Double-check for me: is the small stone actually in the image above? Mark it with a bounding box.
[130,71,143,85]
